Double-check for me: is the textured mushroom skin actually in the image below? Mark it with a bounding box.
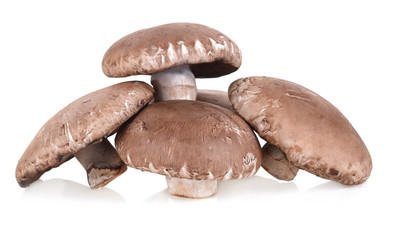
[115,100,262,180]
[102,22,242,78]
[229,76,372,185]
[197,89,233,111]
[16,81,154,187]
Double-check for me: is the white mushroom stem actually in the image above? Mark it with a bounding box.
[166,177,217,198]
[151,65,197,101]
[74,138,127,189]
[261,143,299,181]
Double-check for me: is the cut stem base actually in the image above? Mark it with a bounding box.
[74,138,127,189]
[261,143,299,181]
[166,177,217,198]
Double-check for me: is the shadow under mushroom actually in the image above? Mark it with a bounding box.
[21,178,126,203]
[144,175,298,203]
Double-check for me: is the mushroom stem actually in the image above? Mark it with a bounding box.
[151,65,197,101]
[261,143,299,181]
[166,177,217,198]
[74,138,127,189]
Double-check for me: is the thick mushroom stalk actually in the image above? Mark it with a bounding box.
[166,177,217,198]
[74,138,127,189]
[151,65,197,101]
[261,143,299,181]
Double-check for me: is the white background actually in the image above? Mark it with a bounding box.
[1,0,393,239]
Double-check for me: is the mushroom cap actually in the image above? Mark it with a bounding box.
[115,100,262,180]
[196,89,233,111]
[16,81,154,187]
[228,76,372,185]
[102,22,242,78]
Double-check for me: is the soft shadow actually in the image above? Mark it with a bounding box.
[21,178,126,204]
[144,189,171,203]
[144,176,298,203]
[145,188,217,203]
[307,181,344,192]
[217,175,298,201]
[306,180,366,193]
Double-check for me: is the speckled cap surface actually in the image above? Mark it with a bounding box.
[16,81,154,187]
[228,76,372,185]
[102,22,242,78]
[115,100,262,180]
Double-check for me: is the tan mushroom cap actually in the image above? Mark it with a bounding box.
[228,76,372,185]
[115,100,262,181]
[102,22,242,78]
[16,81,154,187]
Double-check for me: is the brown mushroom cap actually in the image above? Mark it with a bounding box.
[228,76,372,185]
[115,100,262,180]
[16,81,154,187]
[102,22,242,78]
[197,89,233,111]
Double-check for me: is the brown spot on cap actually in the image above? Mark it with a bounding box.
[329,168,339,176]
